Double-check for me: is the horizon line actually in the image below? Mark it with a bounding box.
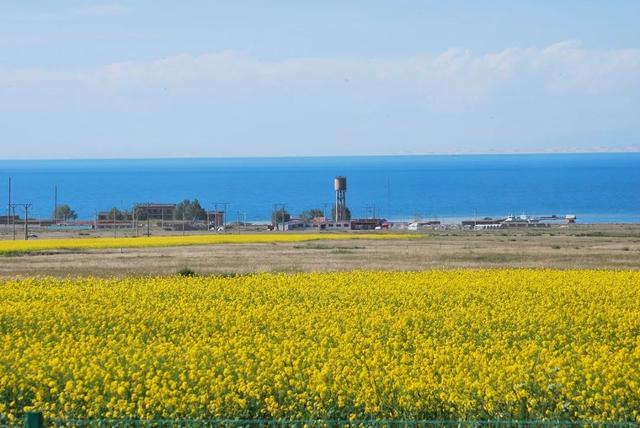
[2,149,640,163]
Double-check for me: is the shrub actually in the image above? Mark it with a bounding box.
[177,267,196,277]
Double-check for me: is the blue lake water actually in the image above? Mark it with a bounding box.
[1,153,639,223]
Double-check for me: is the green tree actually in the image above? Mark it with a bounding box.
[108,207,125,220]
[300,208,325,222]
[176,199,207,221]
[331,205,351,221]
[53,204,77,221]
[132,204,146,220]
[271,209,291,225]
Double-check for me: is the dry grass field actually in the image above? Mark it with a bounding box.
[1,225,638,277]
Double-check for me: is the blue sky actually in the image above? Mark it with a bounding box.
[1,1,639,159]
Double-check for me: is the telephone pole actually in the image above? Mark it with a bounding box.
[10,203,32,240]
[10,204,16,240]
[54,185,58,224]
[146,203,151,236]
[133,208,138,237]
[7,177,11,229]
[24,204,31,240]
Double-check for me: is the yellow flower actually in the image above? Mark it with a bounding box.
[0,270,638,422]
[0,232,416,254]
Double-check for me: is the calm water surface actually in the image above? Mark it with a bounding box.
[1,153,639,223]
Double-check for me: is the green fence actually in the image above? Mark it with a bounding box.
[3,413,638,428]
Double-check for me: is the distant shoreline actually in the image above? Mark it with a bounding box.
[2,153,638,222]
[2,150,640,163]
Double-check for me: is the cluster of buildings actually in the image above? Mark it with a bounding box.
[271,177,389,231]
[6,175,578,233]
[95,204,225,230]
[461,214,577,230]
[275,217,387,231]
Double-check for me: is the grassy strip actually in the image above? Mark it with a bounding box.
[0,233,419,255]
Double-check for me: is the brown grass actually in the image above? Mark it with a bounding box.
[1,224,638,277]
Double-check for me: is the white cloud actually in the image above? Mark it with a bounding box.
[1,41,639,102]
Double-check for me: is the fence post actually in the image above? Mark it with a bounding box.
[23,412,43,428]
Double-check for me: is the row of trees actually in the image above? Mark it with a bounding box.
[175,199,206,221]
[54,200,351,223]
[131,200,207,221]
[53,205,77,221]
[53,200,208,221]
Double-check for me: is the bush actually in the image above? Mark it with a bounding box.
[177,267,196,277]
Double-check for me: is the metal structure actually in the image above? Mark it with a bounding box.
[9,203,32,240]
[7,177,11,229]
[334,176,347,221]
[54,184,57,224]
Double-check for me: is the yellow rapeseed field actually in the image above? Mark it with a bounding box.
[1,270,639,423]
[0,232,412,255]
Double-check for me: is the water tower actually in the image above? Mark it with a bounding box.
[334,176,347,221]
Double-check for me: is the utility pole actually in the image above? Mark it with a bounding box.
[283,205,287,230]
[24,204,31,240]
[133,208,138,237]
[273,204,278,230]
[11,203,32,240]
[113,209,117,238]
[273,203,286,231]
[222,203,229,229]
[7,177,11,229]
[146,203,151,236]
[54,185,58,224]
[182,210,185,236]
[10,204,16,240]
